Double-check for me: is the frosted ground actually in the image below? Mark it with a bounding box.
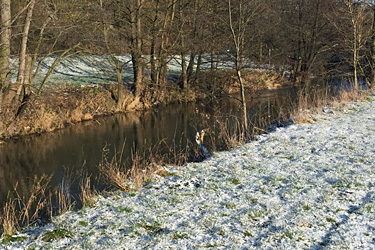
[2,98,375,249]
[9,55,236,87]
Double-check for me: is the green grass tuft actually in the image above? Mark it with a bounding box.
[78,221,89,227]
[172,232,189,240]
[226,202,235,209]
[117,206,133,213]
[1,235,27,245]
[243,231,253,237]
[302,204,311,211]
[230,178,241,185]
[42,228,73,242]
[326,217,336,223]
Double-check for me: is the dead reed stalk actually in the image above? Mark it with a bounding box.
[56,177,75,215]
[1,174,52,237]
[98,142,174,192]
[99,149,130,191]
[79,175,96,208]
[18,175,52,227]
[99,151,161,192]
[1,195,18,236]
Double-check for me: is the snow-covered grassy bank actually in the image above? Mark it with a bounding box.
[2,98,375,249]
[9,55,234,87]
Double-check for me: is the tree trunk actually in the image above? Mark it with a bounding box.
[210,50,215,72]
[236,67,248,132]
[136,0,143,91]
[187,53,195,83]
[228,0,250,133]
[353,24,359,90]
[0,0,11,109]
[180,52,187,89]
[236,51,247,131]
[195,52,202,83]
[186,0,199,84]
[130,0,143,97]
[150,34,156,84]
[157,29,167,85]
[16,0,36,100]
[23,55,33,96]
[157,0,175,85]
[116,61,124,110]
[179,0,187,90]
[150,0,159,85]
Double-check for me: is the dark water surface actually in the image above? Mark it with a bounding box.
[0,88,297,207]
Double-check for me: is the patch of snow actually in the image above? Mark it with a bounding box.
[9,55,238,88]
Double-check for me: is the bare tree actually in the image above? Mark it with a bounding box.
[359,0,375,89]
[130,0,144,97]
[226,0,261,132]
[95,0,129,110]
[328,0,372,89]
[102,25,128,110]
[0,0,11,110]
[15,0,36,100]
[345,0,370,89]
[178,0,188,89]
[157,0,176,85]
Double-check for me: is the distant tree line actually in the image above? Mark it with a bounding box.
[1,0,375,112]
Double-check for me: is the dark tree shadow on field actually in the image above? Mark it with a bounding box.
[311,192,374,250]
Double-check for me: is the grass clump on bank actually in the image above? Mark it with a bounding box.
[42,227,73,242]
[0,175,52,237]
[0,172,98,240]
[98,142,186,192]
[290,84,368,124]
[0,86,116,139]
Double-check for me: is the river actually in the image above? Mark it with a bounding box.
[0,88,297,208]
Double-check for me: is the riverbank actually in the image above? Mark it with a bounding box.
[2,95,374,249]
[0,69,287,140]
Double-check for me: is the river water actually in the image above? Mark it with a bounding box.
[0,88,297,208]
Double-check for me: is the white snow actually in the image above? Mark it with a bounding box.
[2,98,375,249]
[9,55,135,86]
[9,55,234,87]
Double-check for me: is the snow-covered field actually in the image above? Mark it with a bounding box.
[9,55,236,87]
[2,98,375,249]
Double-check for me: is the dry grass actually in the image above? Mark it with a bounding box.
[198,69,289,97]
[99,158,129,192]
[291,85,367,124]
[214,116,247,150]
[55,167,80,215]
[1,169,98,237]
[194,84,369,153]
[0,85,117,139]
[56,178,75,215]
[1,175,52,236]
[98,141,182,193]
[18,175,52,226]
[1,195,18,236]
[79,174,96,208]
[99,153,161,192]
